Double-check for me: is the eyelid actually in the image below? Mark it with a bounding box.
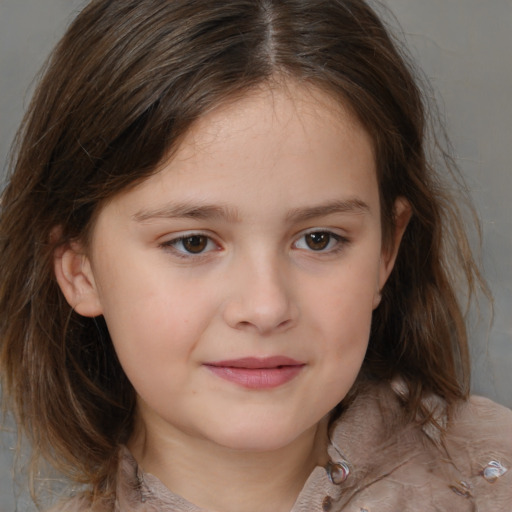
[292,228,350,253]
[159,231,221,258]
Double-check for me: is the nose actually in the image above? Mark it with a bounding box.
[222,254,298,335]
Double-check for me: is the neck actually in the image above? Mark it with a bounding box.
[128,417,329,512]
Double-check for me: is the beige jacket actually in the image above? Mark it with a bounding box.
[55,381,512,511]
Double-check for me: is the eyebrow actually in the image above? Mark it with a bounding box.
[132,198,370,223]
[132,203,240,223]
[285,198,370,222]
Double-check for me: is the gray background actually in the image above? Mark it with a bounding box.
[0,0,511,510]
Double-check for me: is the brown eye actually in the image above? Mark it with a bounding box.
[304,232,331,251]
[182,235,209,253]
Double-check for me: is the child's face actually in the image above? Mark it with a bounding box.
[58,83,405,453]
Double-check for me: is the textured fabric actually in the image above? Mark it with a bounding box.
[51,381,512,511]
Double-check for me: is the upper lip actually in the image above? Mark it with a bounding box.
[205,356,304,369]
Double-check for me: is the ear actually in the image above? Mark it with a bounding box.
[373,197,412,309]
[54,241,103,317]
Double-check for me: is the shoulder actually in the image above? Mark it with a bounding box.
[449,393,512,442]
[446,394,512,467]
[443,395,512,505]
[328,382,512,511]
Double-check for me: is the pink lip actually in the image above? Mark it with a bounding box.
[204,356,305,389]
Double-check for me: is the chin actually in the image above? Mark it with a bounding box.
[205,418,316,453]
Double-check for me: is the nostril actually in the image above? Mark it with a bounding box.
[276,318,292,330]
[232,316,294,335]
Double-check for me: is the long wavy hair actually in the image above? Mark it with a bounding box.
[0,0,484,502]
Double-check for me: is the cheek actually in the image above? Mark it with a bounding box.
[306,255,380,372]
[297,277,375,425]
[311,255,380,327]
[96,268,215,376]
[102,297,204,407]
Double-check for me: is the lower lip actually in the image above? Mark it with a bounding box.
[204,365,304,389]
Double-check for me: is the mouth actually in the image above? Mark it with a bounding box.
[203,356,305,389]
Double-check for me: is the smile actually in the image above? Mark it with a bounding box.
[204,356,305,389]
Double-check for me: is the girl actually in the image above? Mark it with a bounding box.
[1,1,511,510]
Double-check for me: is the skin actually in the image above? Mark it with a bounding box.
[55,82,410,512]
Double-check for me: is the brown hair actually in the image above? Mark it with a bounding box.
[0,0,483,501]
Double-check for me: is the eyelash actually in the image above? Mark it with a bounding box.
[160,233,220,259]
[159,230,349,259]
[293,230,349,254]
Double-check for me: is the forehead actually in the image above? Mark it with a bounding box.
[153,82,375,186]
[95,82,378,228]
[171,82,371,164]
